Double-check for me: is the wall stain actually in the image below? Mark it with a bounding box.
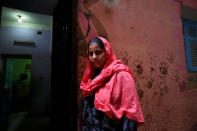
[188,74,197,82]
[159,61,169,84]
[83,0,99,8]
[148,52,157,79]
[77,1,193,130]
[143,113,153,130]
[179,80,187,92]
[166,51,175,64]
[137,89,144,100]
[159,61,169,76]
[132,58,144,76]
[130,26,134,30]
[188,75,194,82]
[136,83,140,89]
[157,82,168,96]
[146,114,153,124]
[148,52,157,64]
[150,67,155,73]
[83,11,91,37]
[172,69,180,82]
[145,75,154,89]
[120,49,131,65]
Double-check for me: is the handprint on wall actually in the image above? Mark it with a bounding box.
[114,48,132,66]
[132,58,144,77]
[159,61,169,76]
[159,61,169,83]
[120,49,131,65]
[145,75,154,89]
[157,81,168,96]
[137,89,144,102]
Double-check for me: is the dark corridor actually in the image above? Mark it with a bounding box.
[0,0,78,131]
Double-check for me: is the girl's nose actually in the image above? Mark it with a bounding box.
[92,53,97,59]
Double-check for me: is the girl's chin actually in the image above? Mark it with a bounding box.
[93,64,102,69]
[94,65,101,69]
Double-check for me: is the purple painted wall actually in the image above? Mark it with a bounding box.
[0,26,52,115]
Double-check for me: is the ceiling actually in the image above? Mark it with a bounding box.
[1,7,53,30]
[1,0,59,30]
[2,0,59,15]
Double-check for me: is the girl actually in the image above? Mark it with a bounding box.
[80,37,144,131]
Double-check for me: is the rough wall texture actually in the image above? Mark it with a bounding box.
[77,0,197,130]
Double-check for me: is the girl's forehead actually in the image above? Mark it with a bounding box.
[89,42,104,50]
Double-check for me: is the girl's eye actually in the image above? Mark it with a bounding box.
[89,52,93,56]
[95,50,102,55]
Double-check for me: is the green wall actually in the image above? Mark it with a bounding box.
[7,58,31,86]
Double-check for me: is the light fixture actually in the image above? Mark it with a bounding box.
[17,15,22,23]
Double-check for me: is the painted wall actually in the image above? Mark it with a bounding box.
[182,0,197,92]
[0,26,52,115]
[7,58,31,86]
[182,0,197,10]
[76,0,197,130]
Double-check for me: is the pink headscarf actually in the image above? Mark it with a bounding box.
[80,37,144,126]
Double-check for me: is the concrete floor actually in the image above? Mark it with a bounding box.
[8,112,49,131]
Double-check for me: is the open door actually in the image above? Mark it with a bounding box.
[1,54,32,113]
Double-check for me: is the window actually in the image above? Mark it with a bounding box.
[183,19,197,71]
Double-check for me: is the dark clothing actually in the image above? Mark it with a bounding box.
[81,37,144,130]
[82,67,138,131]
[82,95,137,131]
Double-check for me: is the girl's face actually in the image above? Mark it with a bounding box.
[88,42,106,69]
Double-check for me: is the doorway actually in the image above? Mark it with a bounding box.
[1,54,32,114]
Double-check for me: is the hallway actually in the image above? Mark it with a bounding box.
[8,112,49,131]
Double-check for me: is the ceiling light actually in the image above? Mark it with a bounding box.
[18,15,22,23]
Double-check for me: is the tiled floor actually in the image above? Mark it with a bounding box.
[8,112,49,131]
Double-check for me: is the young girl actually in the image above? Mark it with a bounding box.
[80,37,144,131]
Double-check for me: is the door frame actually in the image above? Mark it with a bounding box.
[1,53,32,113]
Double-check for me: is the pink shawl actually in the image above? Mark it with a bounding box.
[80,37,144,126]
